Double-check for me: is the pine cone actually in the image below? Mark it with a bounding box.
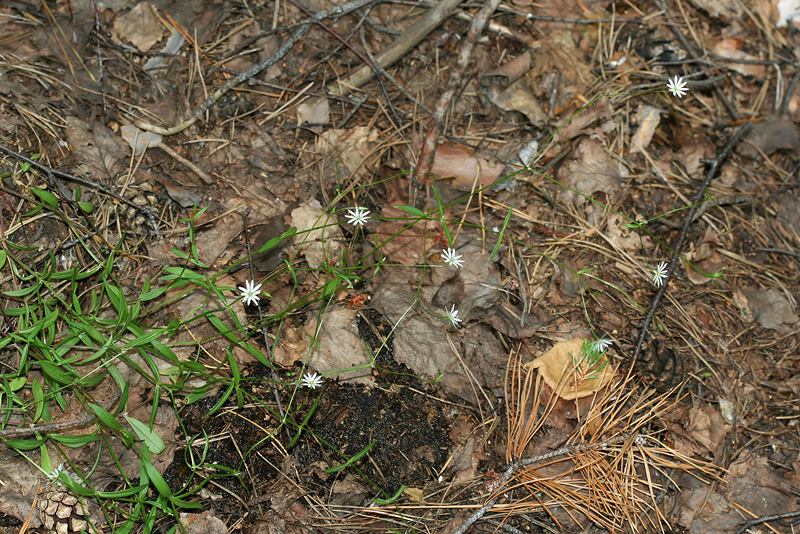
[38,483,91,534]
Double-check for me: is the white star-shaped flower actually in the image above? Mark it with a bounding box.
[47,463,66,482]
[666,76,688,98]
[240,279,262,306]
[301,371,323,389]
[590,338,613,353]
[651,262,669,287]
[445,304,462,328]
[441,247,464,268]
[345,207,371,227]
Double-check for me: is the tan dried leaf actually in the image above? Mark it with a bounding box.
[112,2,165,52]
[630,105,663,154]
[526,338,614,400]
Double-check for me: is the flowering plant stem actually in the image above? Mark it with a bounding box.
[626,121,752,377]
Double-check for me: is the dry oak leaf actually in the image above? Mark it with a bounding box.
[525,338,615,400]
[112,2,165,52]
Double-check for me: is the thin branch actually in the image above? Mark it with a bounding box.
[136,0,380,136]
[411,0,504,208]
[451,435,628,534]
[626,122,751,376]
[735,510,800,534]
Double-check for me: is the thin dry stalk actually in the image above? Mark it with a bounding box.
[504,347,554,461]
[488,367,725,533]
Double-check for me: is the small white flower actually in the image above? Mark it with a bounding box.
[301,371,324,389]
[47,463,66,481]
[441,247,464,268]
[634,434,647,447]
[445,304,462,328]
[666,76,688,98]
[651,262,669,287]
[345,207,371,227]
[590,338,613,353]
[240,279,262,306]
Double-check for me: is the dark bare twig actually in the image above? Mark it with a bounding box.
[412,0,503,208]
[451,435,628,534]
[286,0,403,127]
[358,26,434,117]
[756,247,800,259]
[626,122,751,376]
[330,0,464,95]
[655,0,739,121]
[0,142,160,237]
[735,510,800,534]
[0,386,120,439]
[136,0,379,136]
[780,68,800,115]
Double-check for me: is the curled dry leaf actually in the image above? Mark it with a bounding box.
[525,338,615,400]
[290,200,343,269]
[111,2,165,52]
[711,38,766,77]
[630,105,662,154]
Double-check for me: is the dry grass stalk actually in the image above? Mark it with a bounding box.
[491,351,722,533]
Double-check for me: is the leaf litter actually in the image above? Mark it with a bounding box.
[1,0,799,532]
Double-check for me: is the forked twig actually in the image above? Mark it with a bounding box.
[411,0,504,208]
[135,0,378,136]
[0,386,121,439]
[0,142,160,237]
[452,435,628,534]
[735,510,800,534]
[627,122,751,376]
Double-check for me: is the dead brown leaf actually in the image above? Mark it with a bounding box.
[740,286,799,332]
[685,404,730,454]
[428,142,505,190]
[316,126,379,182]
[711,38,767,77]
[526,338,615,400]
[558,138,624,206]
[290,200,344,269]
[112,2,165,52]
[630,105,663,154]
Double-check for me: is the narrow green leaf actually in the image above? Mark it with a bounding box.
[287,395,321,449]
[38,361,72,384]
[373,484,406,505]
[30,188,58,209]
[32,380,44,421]
[78,201,94,213]
[394,205,424,217]
[324,441,376,474]
[9,377,26,391]
[256,235,283,254]
[125,415,166,454]
[488,207,513,262]
[89,402,124,432]
[50,434,100,447]
[4,437,46,450]
[171,497,203,509]
[0,250,6,270]
[143,461,172,498]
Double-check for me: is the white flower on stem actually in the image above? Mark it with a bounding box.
[47,463,66,482]
[590,338,613,353]
[240,279,262,306]
[445,304,462,328]
[345,207,371,227]
[441,247,464,268]
[301,371,323,389]
[651,262,669,287]
[666,76,688,98]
